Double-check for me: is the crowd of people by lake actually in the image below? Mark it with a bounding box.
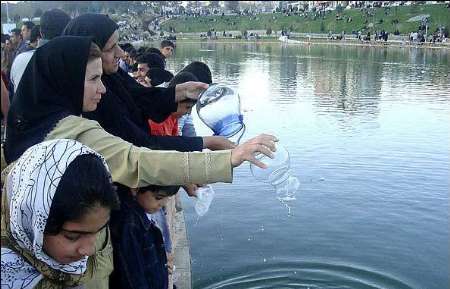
[1,4,449,288]
[0,9,278,289]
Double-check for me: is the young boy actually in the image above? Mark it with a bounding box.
[148,71,207,214]
[148,71,198,136]
[110,185,180,289]
[149,98,195,136]
[159,39,175,59]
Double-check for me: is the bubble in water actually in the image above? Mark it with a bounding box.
[276,185,288,196]
[278,195,296,202]
[259,225,265,232]
[263,258,267,263]
[287,176,300,191]
[286,203,292,217]
[276,175,300,199]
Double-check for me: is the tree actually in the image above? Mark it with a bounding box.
[225,1,239,13]
[320,21,325,32]
[303,3,309,12]
[79,5,89,14]
[209,1,220,9]
[90,1,102,13]
[62,2,78,16]
[187,1,200,9]
[33,8,43,18]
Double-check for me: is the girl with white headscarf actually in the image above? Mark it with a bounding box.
[1,139,119,289]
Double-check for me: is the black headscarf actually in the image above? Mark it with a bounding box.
[63,13,118,49]
[138,52,172,86]
[147,47,165,59]
[63,13,203,152]
[180,61,212,84]
[138,53,165,70]
[148,68,174,87]
[63,14,146,130]
[4,36,93,164]
[168,71,198,87]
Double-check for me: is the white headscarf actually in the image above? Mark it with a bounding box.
[1,139,110,289]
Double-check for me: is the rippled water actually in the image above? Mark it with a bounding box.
[167,43,449,289]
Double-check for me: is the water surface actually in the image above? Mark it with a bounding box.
[167,43,449,289]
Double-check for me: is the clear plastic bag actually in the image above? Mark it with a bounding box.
[250,143,300,196]
[194,185,215,217]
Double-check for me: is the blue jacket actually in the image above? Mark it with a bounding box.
[110,195,169,289]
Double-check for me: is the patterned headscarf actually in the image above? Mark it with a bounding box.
[1,139,110,289]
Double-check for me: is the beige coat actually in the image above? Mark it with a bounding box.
[46,115,233,187]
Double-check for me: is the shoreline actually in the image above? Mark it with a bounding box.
[171,37,450,50]
[172,207,192,289]
[168,198,192,289]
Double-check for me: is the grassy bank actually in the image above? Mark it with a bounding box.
[170,37,450,50]
[162,4,449,35]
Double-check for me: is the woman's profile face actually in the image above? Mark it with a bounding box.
[42,206,110,264]
[83,57,106,112]
[101,30,124,75]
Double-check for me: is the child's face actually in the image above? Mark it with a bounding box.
[136,191,169,213]
[43,206,110,264]
[160,46,173,58]
[173,101,194,118]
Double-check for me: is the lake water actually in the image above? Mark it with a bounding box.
[167,42,449,289]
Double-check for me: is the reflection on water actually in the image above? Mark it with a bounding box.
[168,43,449,289]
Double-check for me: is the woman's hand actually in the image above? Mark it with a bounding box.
[175,81,208,102]
[166,253,174,274]
[202,136,236,150]
[231,134,278,168]
[182,184,198,197]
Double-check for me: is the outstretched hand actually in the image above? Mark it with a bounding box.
[175,81,209,102]
[166,253,174,274]
[182,184,198,197]
[231,134,278,168]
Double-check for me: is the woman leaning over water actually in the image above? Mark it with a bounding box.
[63,13,234,153]
[4,36,276,187]
[3,36,277,287]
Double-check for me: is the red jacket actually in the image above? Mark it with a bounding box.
[149,114,178,136]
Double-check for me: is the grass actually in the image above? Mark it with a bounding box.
[162,4,450,35]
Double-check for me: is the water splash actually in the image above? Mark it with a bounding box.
[275,175,300,216]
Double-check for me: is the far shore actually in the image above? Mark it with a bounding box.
[165,37,450,50]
